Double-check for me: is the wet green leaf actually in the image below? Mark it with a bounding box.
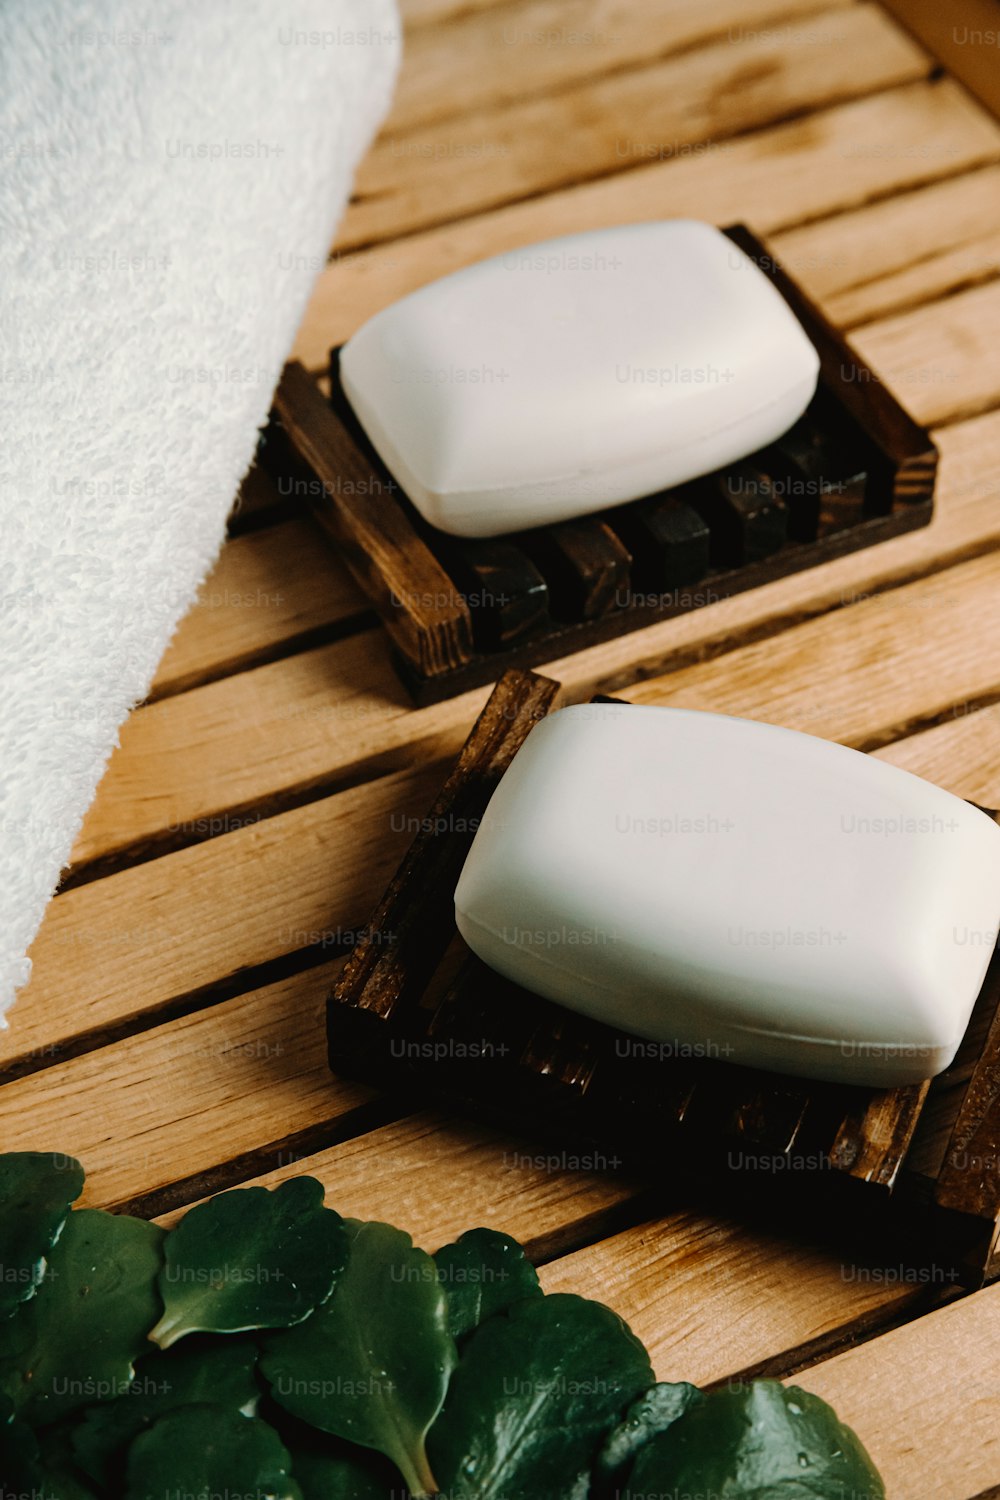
[427,1292,654,1500]
[624,1380,886,1499]
[593,1381,704,1493]
[0,1152,84,1319]
[434,1228,541,1342]
[123,1403,302,1500]
[71,1334,259,1487]
[261,1219,457,1498]
[150,1177,347,1348]
[0,1208,163,1424]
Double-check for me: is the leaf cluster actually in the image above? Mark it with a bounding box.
[0,1153,885,1499]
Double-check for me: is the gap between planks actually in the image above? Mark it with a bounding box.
[339,4,930,250]
[62,446,1000,881]
[390,0,860,136]
[2,701,997,1155]
[296,79,1000,366]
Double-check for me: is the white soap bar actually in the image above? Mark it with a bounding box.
[454,705,1000,1086]
[340,220,820,538]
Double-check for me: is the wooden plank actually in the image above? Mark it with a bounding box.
[537,1211,935,1383]
[795,1284,1000,1498]
[296,81,1000,366]
[392,0,857,133]
[852,279,1000,427]
[623,550,1000,749]
[399,0,505,27]
[772,164,1000,327]
[873,700,1000,805]
[0,964,376,1214]
[146,401,1000,727]
[881,0,1000,122]
[147,1162,935,1395]
[2,760,445,1074]
[70,511,1000,870]
[6,689,998,1122]
[342,5,929,248]
[152,1111,639,1254]
[151,515,366,700]
[68,628,474,873]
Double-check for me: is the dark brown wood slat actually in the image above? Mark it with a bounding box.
[936,941,1000,1220]
[271,360,474,678]
[609,492,711,595]
[522,518,633,620]
[327,668,559,1065]
[829,1082,931,1187]
[437,535,551,648]
[691,463,790,567]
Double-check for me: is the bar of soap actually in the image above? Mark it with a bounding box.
[340,220,820,539]
[454,705,1000,1086]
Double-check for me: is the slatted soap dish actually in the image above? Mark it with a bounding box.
[263,225,937,705]
[324,669,1000,1290]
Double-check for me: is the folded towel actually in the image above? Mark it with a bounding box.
[0,0,400,1020]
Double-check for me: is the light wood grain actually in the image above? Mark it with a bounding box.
[296,80,1000,365]
[342,5,928,248]
[398,0,506,27]
[773,164,1000,327]
[851,278,1000,427]
[6,698,998,1167]
[3,761,444,1071]
[0,963,373,1211]
[69,628,477,871]
[872,701,1000,805]
[151,515,365,699]
[881,0,1000,122]
[625,550,1000,748]
[796,1283,1000,1498]
[391,0,858,133]
[154,1110,639,1254]
[538,1210,931,1383]
[152,400,1000,714]
[71,414,1000,868]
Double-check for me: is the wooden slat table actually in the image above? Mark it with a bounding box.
[5,2,1000,1493]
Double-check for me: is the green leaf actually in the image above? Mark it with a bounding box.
[624,1380,886,1499]
[593,1381,704,1493]
[0,1151,84,1319]
[261,1219,458,1498]
[123,1403,302,1500]
[434,1228,542,1342]
[31,1424,102,1500]
[71,1334,260,1487]
[150,1177,347,1348]
[0,1208,163,1424]
[427,1291,654,1500]
[0,1394,42,1488]
[284,1422,399,1499]
[0,1408,100,1500]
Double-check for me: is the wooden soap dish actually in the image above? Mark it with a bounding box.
[263,225,937,705]
[326,669,1000,1288]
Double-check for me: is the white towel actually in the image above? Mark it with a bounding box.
[0,0,400,1020]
